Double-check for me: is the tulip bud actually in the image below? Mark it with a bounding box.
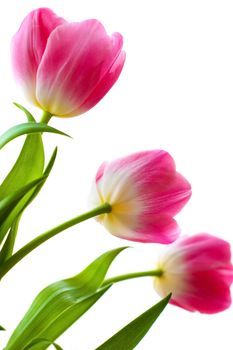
[89,150,191,243]
[12,8,125,118]
[154,233,233,313]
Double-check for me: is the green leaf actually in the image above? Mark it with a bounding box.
[43,148,58,178]
[24,289,110,350]
[27,147,58,206]
[0,147,58,259]
[13,103,36,122]
[0,129,44,200]
[0,177,46,221]
[0,325,5,331]
[0,122,70,150]
[0,215,21,263]
[0,147,58,262]
[0,176,46,231]
[5,247,127,350]
[96,293,171,350]
[0,108,59,259]
[0,120,45,246]
[23,338,63,350]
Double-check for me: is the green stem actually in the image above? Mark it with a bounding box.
[102,269,163,287]
[0,203,111,280]
[40,111,53,124]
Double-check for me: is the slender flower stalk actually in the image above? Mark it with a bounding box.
[40,111,53,124]
[102,269,163,287]
[0,203,111,280]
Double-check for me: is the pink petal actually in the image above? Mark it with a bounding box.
[142,172,192,217]
[108,150,176,175]
[12,8,65,105]
[180,233,232,270]
[172,269,233,313]
[128,151,191,217]
[182,236,233,312]
[133,215,180,243]
[96,162,108,182]
[78,50,126,114]
[109,150,191,217]
[36,20,124,117]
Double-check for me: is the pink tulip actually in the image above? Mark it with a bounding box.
[154,233,233,313]
[89,150,191,243]
[12,8,125,117]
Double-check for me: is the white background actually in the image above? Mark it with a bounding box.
[0,0,233,349]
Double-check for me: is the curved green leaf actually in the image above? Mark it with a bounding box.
[13,103,36,122]
[0,131,44,200]
[0,124,45,246]
[0,176,46,223]
[0,122,70,150]
[5,247,127,350]
[0,144,58,259]
[0,215,21,263]
[23,338,63,350]
[23,288,110,350]
[96,293,171,350]
[27,147,58,206]
[0,177,46,221]
[0,147,59,261]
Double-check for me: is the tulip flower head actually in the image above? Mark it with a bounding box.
[12,8,125,118]
[89,150,191,243]
[154,233,233,313]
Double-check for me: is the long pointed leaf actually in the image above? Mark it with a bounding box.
[0,147,58,261]
[27,147,58,206]
[0,216,21,263]
[0,120,45,246]
[0,176,46,226]
[0,133,44,200]
[0,122,70,150]
[24,287,110,350]
[5,247,127,350]
[13,103,36,122]
[24,338,63,350]
[96,293,171,350]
